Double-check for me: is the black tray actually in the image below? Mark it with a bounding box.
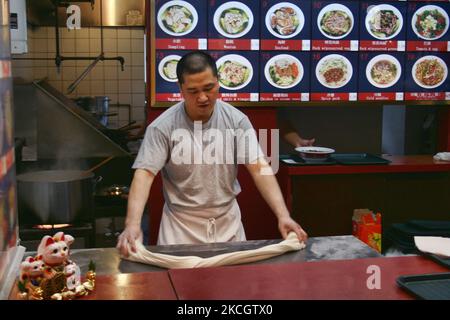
[424,253,450,269]
[330,153,390,165]
[280,154,337,166]
[397,273,450,300]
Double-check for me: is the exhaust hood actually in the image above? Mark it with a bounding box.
[27,0,145,27]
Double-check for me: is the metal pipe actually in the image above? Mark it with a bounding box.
[67,54,102,94]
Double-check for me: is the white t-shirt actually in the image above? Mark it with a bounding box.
[133,100,264,244]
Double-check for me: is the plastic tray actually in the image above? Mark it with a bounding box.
[397,273,450,300]
[330,153,390,165]
[424,253,450,269]
[280,154,337,166]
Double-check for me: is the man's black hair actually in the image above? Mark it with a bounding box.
[176,51,218,84]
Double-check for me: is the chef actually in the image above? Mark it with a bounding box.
[117,51,307,256]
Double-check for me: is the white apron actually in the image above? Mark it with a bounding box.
[157,199,246,245]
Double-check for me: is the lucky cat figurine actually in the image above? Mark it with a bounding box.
[37,232,75,268]
[19,255,44,286]
[65,262,81,291]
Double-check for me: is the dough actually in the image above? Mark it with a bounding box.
[122,232,305,269]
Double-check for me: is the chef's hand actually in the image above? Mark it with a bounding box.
[116,224,143,257]
[278,216,308,243]
[296,138,315,148]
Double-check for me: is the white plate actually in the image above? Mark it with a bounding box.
[216,54,253,90]
[366,54,402,89]
[365,4,403,40]
[317,3,354,40]
[157,1,198,36]
[158,55,181,82]
[412,55,448,89]
[265,2,305,39]
[264,54,304,89]
[213,1,254,38]
[315,54,353,89]
[411,5,449,40]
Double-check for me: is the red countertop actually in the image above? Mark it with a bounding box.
[10,271,177,300]
[168,256,448,300]
[280,155,450,176]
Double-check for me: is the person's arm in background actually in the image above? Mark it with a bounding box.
[279,119,315,148]
[245,158,308,242]
[116,169,155,257]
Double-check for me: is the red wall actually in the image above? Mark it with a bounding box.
[146,107,280,244]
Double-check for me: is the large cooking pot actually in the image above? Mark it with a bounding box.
[17,170,98,225]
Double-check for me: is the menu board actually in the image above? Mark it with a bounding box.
[155,0,208,50]
[208,0,260,50]
[310,51,358,101]
[359,1,407,51]
[260,0,311,51]
[155,50,183,102]
[152,0,450,104]
[311,1,359,51]
[406,1,450,52]
[404,52,450,101]
[209,51,260,101]
[359,52,405,101]
[259,51,310,101]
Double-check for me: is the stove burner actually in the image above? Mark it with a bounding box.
[33,224,72,230]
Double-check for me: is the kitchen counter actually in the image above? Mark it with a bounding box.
[23,235,381,275]
[277,155,450,243]
[13,236,449,300]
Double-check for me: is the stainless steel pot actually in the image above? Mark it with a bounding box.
[17,170,96,224]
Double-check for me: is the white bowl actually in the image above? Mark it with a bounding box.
[315,54,353,89]
[295,146,335,161]
[264,54,304,89]
[157,1,198,36]
[412,55,448,89]
[216,54,253,90]
[366,54,402,89]
[365,4,403,40]
[317,3,354,40]
[411,5,449,40]
[265,2,305,39]
[213,1,254,38]
[158,55,181,82]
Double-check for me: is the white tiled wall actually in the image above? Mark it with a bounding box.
[12,26,146,128]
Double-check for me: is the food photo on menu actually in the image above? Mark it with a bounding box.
[208,0,260,50]
[310,51,358,101]
[406,1,449,52]
[155,51,183,102]
[404,52,450,101]
[358,52,405,101]
[155,0,207,50]
[311,0,359,51]
[260,0,312,51]
[259,51,310,101]
[209,51,260,101]
[359,1,406,51]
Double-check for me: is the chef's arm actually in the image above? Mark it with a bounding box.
[117,168,155,256]
[279,120,315,148]
[245,158,308,242]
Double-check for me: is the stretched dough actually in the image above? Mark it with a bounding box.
[122,232,305,269]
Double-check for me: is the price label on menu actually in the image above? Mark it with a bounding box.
[405,2,450,52]
[359,1,407,52]
[260,0,312,51]
[155,0,208,50]
[311,1,360,51]
[208,0,260,51]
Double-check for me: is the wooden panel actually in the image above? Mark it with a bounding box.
[169,256,448,300]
